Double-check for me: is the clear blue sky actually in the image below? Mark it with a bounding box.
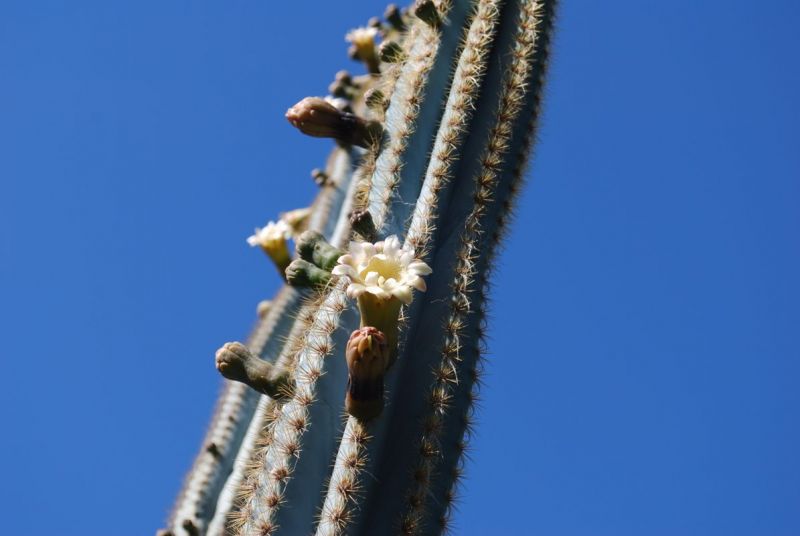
[1,1,798,535]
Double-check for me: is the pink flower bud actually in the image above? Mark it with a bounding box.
[345,326,390,420]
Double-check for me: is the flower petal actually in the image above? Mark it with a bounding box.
[408,260,433,275]
[409,276,427,292]
[392,285,413,304]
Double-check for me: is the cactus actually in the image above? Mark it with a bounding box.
[162,1,555,535]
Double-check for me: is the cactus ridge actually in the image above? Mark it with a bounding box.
[403,2,556,534]
[168,286,303,535]
[427,2,555,529]
[234,286,355,535]
[316,2,503,534]
[210,293,325,535]
[164,1,556,534]
[368,1,472,237]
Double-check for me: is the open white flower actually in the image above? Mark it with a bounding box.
[332,235,432,304]
[345,27,379,49]
[247,220,290,249]
[247,220,292,275]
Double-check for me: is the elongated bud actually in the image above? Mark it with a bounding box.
[349,209,377,241]
[379,40,405,64]
[345,327,390,420]
[414,0,440,29]
[215,342,293,399]
[295,230,344,272]
[285,258,331,288]
[384,4,406,32]
[286,97,382,148]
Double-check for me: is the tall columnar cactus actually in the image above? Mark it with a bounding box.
[162,1,555,534]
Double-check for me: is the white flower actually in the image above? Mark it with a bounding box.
[247,220,290,249]
[332,235,432,304]
[345,27,379,49]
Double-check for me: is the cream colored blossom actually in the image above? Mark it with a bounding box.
[332,235,432,304]
[345,27,379,50]
[246,220,290,249]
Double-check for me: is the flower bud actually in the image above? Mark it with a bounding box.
[345,327,390,420]
[285,259,331,289]
[295,230,344,272]
[286,97,382,148]
[215,342,293,399]
[349,209,377,241]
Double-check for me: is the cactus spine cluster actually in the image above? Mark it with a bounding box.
[162,1,555,534]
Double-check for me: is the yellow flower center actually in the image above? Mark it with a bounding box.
[360,256,401,282]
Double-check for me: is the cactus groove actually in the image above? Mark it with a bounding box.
[162,1,556,535]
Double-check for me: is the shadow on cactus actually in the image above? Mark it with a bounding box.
[161,0,555,534]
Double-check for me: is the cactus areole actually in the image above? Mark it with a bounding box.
[163,1,556,535]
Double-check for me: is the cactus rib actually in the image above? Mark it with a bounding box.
[316,2,503,533]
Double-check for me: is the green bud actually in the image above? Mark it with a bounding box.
[296,230,344,272]
[285,259,332,288]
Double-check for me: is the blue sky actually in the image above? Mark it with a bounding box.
[1,1,798,535]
